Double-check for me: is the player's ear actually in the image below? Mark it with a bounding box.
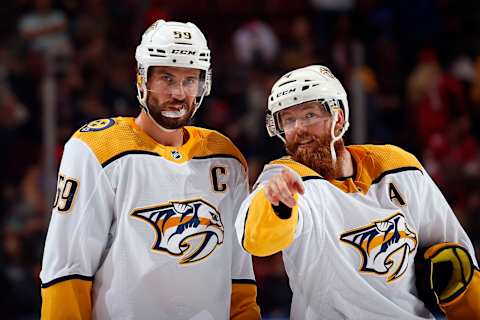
[334,109,345,133]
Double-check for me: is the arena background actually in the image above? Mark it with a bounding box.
[1,0,479,318]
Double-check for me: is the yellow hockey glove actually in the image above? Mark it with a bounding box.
[423,242,474,305]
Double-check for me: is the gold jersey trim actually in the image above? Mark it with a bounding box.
[72,117,247,169]
[269,144,423,194]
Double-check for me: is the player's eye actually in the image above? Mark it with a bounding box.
[160,74,174,84]
[183,77,198,86]
[283,117,295,125]
[305,112,318,119]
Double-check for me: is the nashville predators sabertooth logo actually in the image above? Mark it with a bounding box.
[340,212,417,282]
[131,199,224,264]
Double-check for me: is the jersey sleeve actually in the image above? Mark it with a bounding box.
[230,166,261,319]
[417,170,477,266]
[415,170,479,318]
[40,138,115,319]
[235,164,303,257]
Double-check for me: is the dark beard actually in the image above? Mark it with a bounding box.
[286,133,342,179]
[147,97,195,129]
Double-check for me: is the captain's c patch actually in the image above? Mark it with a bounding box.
[340,212,417,282]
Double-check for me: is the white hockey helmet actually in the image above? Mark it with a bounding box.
[135,20,211,114]
[266,65,350,162]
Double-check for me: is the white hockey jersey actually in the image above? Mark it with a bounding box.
[40,117,256,320]
[236,144,478,320]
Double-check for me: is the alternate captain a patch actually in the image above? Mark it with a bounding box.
[79,118,115,132]
[131,199,224,264]
[388,183,406,207]
[340,213,417,282]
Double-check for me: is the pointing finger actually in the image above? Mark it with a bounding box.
[282,169,305,195]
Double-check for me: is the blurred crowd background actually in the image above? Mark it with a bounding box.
[1,0,480,318]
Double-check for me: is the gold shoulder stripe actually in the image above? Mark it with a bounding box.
[345,144,423,194]
[72,118,247,167]
[349,144,422,178]
[267,146,422,194]
[73,117,157,166]
[270,157,320,178]
[188,127,248,170]
[371,166,423,185]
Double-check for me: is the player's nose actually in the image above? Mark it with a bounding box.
[291,120,309,134]
[170,82,187,99]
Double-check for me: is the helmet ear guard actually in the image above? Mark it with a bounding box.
[136,67,147,108]
[203,68,212,96]
[265,109,278,137]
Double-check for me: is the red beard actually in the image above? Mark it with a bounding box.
[285,133,342,179]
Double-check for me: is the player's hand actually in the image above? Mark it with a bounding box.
[263,169,305,208]
[415,242,477,317]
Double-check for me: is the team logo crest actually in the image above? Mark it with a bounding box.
[131,199,224,264]
[318,66,336,79]
[340,212,417,282]
[79,118,115,132]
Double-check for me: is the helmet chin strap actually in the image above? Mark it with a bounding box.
[330,109,345,168]
[329,108,350,169]
[191,90,206,117]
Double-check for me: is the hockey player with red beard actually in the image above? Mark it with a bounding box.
[236,65,479,319]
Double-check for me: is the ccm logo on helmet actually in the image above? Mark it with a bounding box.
[276,88,296,98]
[171,49,196,55]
